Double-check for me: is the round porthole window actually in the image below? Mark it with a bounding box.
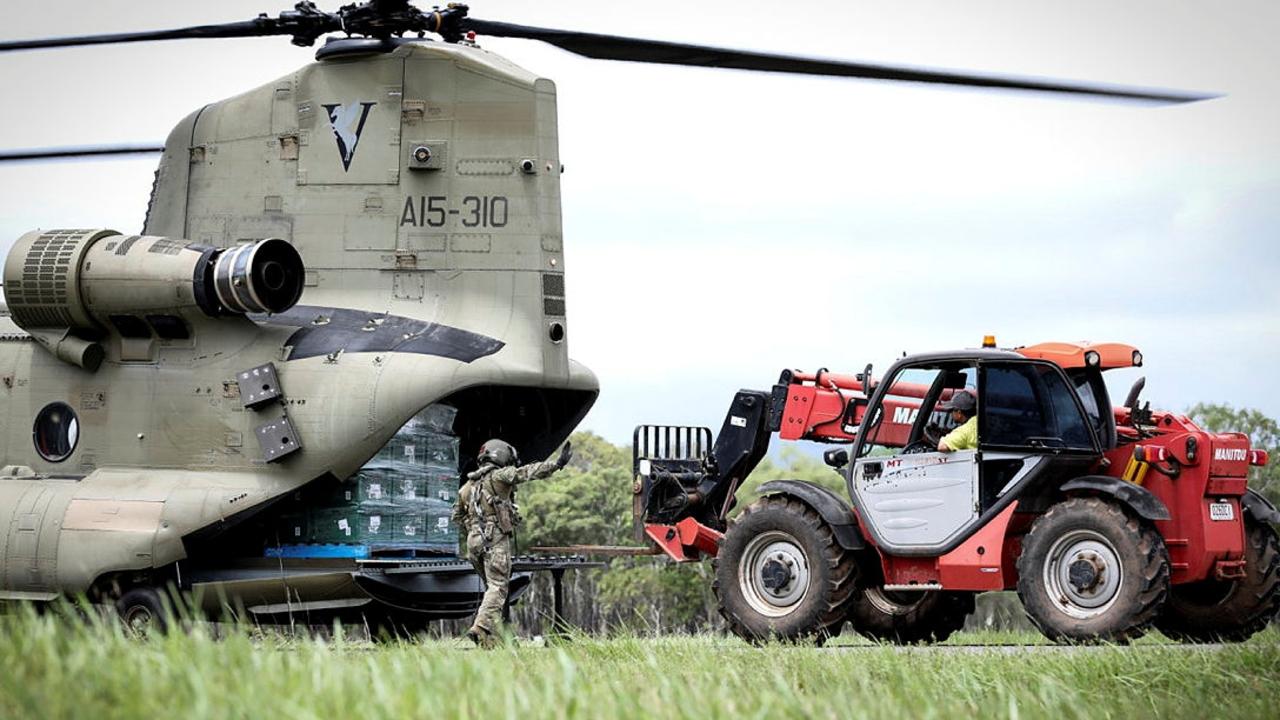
[33,402,79,462]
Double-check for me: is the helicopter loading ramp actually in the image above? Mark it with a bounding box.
[183,553,601,630]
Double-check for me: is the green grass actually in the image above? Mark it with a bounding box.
[1,608,1277,720]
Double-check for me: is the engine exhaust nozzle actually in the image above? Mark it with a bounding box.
[212,238,305,315]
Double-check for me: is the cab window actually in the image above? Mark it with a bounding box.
[981,363,1096,451]
[1070,370,1115,450]
[857,362,976,456]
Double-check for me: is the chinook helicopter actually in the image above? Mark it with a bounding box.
[0,2,1210,628]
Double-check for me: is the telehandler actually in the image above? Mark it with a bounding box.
[632,340,1278,643]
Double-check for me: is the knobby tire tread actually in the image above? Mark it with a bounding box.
[1155,517,1280,643]
[1016,497,1169,644]
[713,495,859,644]
[847,589,976,644]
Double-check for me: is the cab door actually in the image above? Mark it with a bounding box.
[849,362,980,553]
[850,449,979,551]
[975,360,1102,510]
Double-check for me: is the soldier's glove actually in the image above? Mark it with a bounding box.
[555,442,573,469]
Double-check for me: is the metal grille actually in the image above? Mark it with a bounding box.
[6,230,85,327]
[542,272,565,317]
[633,425,712,464]
[542,273,565,297]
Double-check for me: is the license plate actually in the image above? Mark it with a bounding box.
[1209,502,1234,521]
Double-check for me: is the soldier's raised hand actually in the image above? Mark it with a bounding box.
[555,441,573,469]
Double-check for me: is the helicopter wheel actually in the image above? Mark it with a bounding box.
[115,586,172,637]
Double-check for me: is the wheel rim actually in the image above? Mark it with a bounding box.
[122,605,155,635]
[865,587,928,616]
[739,530,811,617]
[1043,529,1124,619]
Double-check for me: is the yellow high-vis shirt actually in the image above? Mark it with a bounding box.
[942,416,977,450]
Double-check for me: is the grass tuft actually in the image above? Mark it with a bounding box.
[0,605,1276,719]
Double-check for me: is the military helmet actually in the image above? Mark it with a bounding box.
[478,439,518,468]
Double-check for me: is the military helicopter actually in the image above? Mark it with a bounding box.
[0,1,1210,629]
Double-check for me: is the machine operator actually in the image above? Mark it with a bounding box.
[937,390,978,452]
[452,438,573,647]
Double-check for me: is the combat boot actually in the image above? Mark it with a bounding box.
[466,626,497,649]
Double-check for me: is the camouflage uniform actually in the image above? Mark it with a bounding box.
[453,455,563,639]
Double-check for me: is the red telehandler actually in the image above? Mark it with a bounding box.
[631,340,1279,643]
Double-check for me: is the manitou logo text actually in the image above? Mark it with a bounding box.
[1214,448,1248,462]
[892,407,950,426]
[322,101,376,171]
[892,407,919,425]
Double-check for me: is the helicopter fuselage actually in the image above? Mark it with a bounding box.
[0,39,597,600]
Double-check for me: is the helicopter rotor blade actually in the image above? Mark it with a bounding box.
[0,145,165,163]
[0,1,353,54]
[0,2,440,53]
[0,21,302,53]
[0,3,1213,104]
[461,18,1214,105]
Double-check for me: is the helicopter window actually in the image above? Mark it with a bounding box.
[109,314,152,339]
[146,315,190,340]
[33,402,79,463]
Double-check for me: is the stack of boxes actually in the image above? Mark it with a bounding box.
[272,404,462,555]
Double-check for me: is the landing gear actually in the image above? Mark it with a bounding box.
[1156,515,1280,643]
[1017,497,1169,643]
[846,587,975,644]
[115,586,171,637]
[713,496,859,643]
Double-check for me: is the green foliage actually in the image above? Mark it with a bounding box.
[518,431,634,549]
[1187,403,1279,504]
[735,446,847,513]
[596,561,716,632]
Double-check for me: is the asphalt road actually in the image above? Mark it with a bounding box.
[825,642,1231,653]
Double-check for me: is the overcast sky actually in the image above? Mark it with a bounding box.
[1,1,1277,446]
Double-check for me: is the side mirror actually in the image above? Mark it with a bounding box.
[823,449,849,469]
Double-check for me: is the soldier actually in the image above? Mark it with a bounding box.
[452,438,573,646]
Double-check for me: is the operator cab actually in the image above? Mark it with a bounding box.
[848,350,1102,555]
[1016,341,1146,451]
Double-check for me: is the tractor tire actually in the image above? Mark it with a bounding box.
[713,495,859,644]
[115,586,171,637]
[1155,515,1280,643]
[846,587,975,644]
[1017,497,1169,643]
